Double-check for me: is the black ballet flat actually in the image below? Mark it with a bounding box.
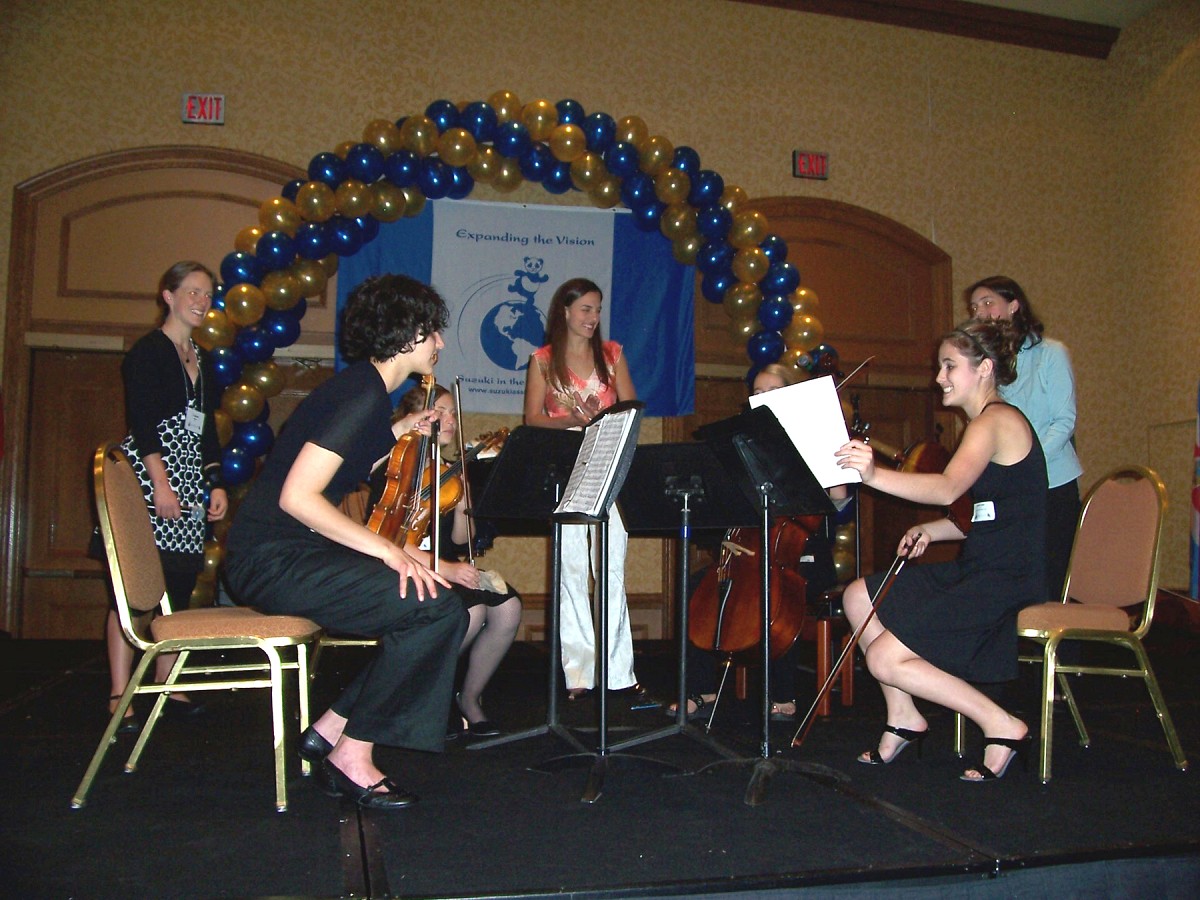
[960,735,1031,782]
[162,696,206,720]
[109,695,140,735]
[297,725,334,763]
[322,761,418,809]
[466,719,501,737]
[858,724,929,765]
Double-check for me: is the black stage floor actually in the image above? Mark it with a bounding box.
[2,631,1199,899]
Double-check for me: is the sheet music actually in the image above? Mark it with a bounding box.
[555,406,640,518]
[748,375,860,488]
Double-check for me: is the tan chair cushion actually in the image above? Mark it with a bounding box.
[151,606,321,641]
[1018,601,1133,633]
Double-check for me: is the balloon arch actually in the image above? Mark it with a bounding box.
[202,90,841,501]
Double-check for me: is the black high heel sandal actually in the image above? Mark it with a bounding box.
[858,724,929,765]
[960,735,1031,782]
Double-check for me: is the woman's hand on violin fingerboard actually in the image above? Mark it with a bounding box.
[835,439,876,484]
[392,408,439,439]
[382,544,451,601]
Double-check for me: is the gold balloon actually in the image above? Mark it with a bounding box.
[719,184,750,214]
[589,176,621,209]
[244,359,286,398]
[659,203,697,242]
[234,225,264,255]
[370,181,405,223]
[436,127,477,168]
[258,196,302,236]
[731,246,769,284]
[487,89,521,123]
[468,145,499,182]
[638,135,674,176]
[402,187,426,217]
[335,178,371,219]
[790,287,820,317]
[782,346,813,375]
[654,168,691,205]
[260,270,302,311]
[195,309,235,350]
[319,253,339,277]
[615,115,649,150]
[399,115,437,157]
[491,158,523,193]
[291,258,327,297]
[362,118,402,156]
[569,152,607,191]
[784,313,825,351]
[832,550,856,584]
[225,283,267,327]
[548,124,586,162]
[295,180,336,223]
[211,516,232,542]
[190,578,216,607]
[221,381,265,424]
[201,539,224,581]
[333,139,356,159]
[673,234,702,266]
[834,522,856,548]
[729,313,759,343]
[214,409,234,446]
[729,209,769,249]
[520,99,557,142]
[722,281,762,320]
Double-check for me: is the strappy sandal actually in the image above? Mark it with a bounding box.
[857,724,928,765]
[960,735,1031,782]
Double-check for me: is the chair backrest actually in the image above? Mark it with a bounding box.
[94,442,168,647]
[1062,466,1166,636]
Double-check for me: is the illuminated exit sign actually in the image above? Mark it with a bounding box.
[792,150,828,180]
[182,93,224,125]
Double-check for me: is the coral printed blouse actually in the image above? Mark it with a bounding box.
[531,341,622,419]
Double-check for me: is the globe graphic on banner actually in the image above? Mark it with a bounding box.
[480,300,547,371]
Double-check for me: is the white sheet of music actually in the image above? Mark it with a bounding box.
[748,375,860,489]
[555,406,639,518]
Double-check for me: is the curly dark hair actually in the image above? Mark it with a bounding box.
[156,260,215,324]
[963,275,1044,348]
[340,274,449,363]
[942,319,1022,387]
[544,277,608,390]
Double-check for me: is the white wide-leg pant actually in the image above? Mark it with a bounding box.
[558,507,636,691]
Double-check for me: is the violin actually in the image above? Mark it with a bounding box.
[688,516,819,660]
[366,375,437,547]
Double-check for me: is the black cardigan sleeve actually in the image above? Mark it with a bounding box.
[122,331,180,459]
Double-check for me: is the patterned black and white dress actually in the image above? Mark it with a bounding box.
[120,329,222,576]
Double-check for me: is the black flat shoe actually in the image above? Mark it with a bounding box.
[960,734,1031,782]
[627,685,661,711]
[109,695,140,735]
[162,696,206,720]
[298,725,335,763]
[322,761,418,809]
[858,724,929,765]
[466,719,501,737]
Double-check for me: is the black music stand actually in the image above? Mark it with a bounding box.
[466,424,588,756]
[608,440,758,762]
[692,405,848,804]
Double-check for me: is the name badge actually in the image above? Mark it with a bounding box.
[971,500,996,523]
[184,408,205,435]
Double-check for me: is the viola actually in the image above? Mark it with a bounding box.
[688,516,819,660]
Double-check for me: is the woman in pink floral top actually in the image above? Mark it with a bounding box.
[523,277,643,702]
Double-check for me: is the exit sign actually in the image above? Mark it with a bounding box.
[182,93,225,125]
[792,150,828,180]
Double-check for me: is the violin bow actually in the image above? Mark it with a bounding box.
[834,355,875,393]
[452,376,476,565]
[423,375,442,574]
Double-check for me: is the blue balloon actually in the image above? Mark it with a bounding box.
[328,216,364,257]
[763,260,801,295]
[307,151,345,189]
[354,214,379,245]
[281,178,304,201]
[210,345,242,388]
[757,294,794,331]
[604,141,640,179]
[518,142,554,182]
[424,99,459,134]
[220,445,254,487]
[688,169,725,207]
[343,143,385,184]
[556,98,586,125]
[261,308,301,348]
[255,230,296,273]
[219,251,261,287]
[700,271,736,304]
[810,343,840,374]
[633,200,667,232]
[671,146,701,175]
[294,221,331,260]
[748,330,786,366]
[581,112,616,153]
[493,121,531,159]
[696,241,735,276]
[619,171,655,210]
[833,492,856,525]
[233,420,275,458]
[291,296,308,320]
[459,101,498,144]
[759,234,788,264]
[254,400,272,424]
[383,149,420,187]
[417,157,452,199]
[211,282,227,311]
[448,167,474,199]
[696,205,732,241]
[543,161,573,195]
[234,324,275,362]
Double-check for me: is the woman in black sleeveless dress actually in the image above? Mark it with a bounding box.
[836,319,1047,782]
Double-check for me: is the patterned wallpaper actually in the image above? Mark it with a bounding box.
[1,0,1197,584]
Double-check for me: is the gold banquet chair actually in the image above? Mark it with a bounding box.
[72,443,323,812]
[955,466,1188,783]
